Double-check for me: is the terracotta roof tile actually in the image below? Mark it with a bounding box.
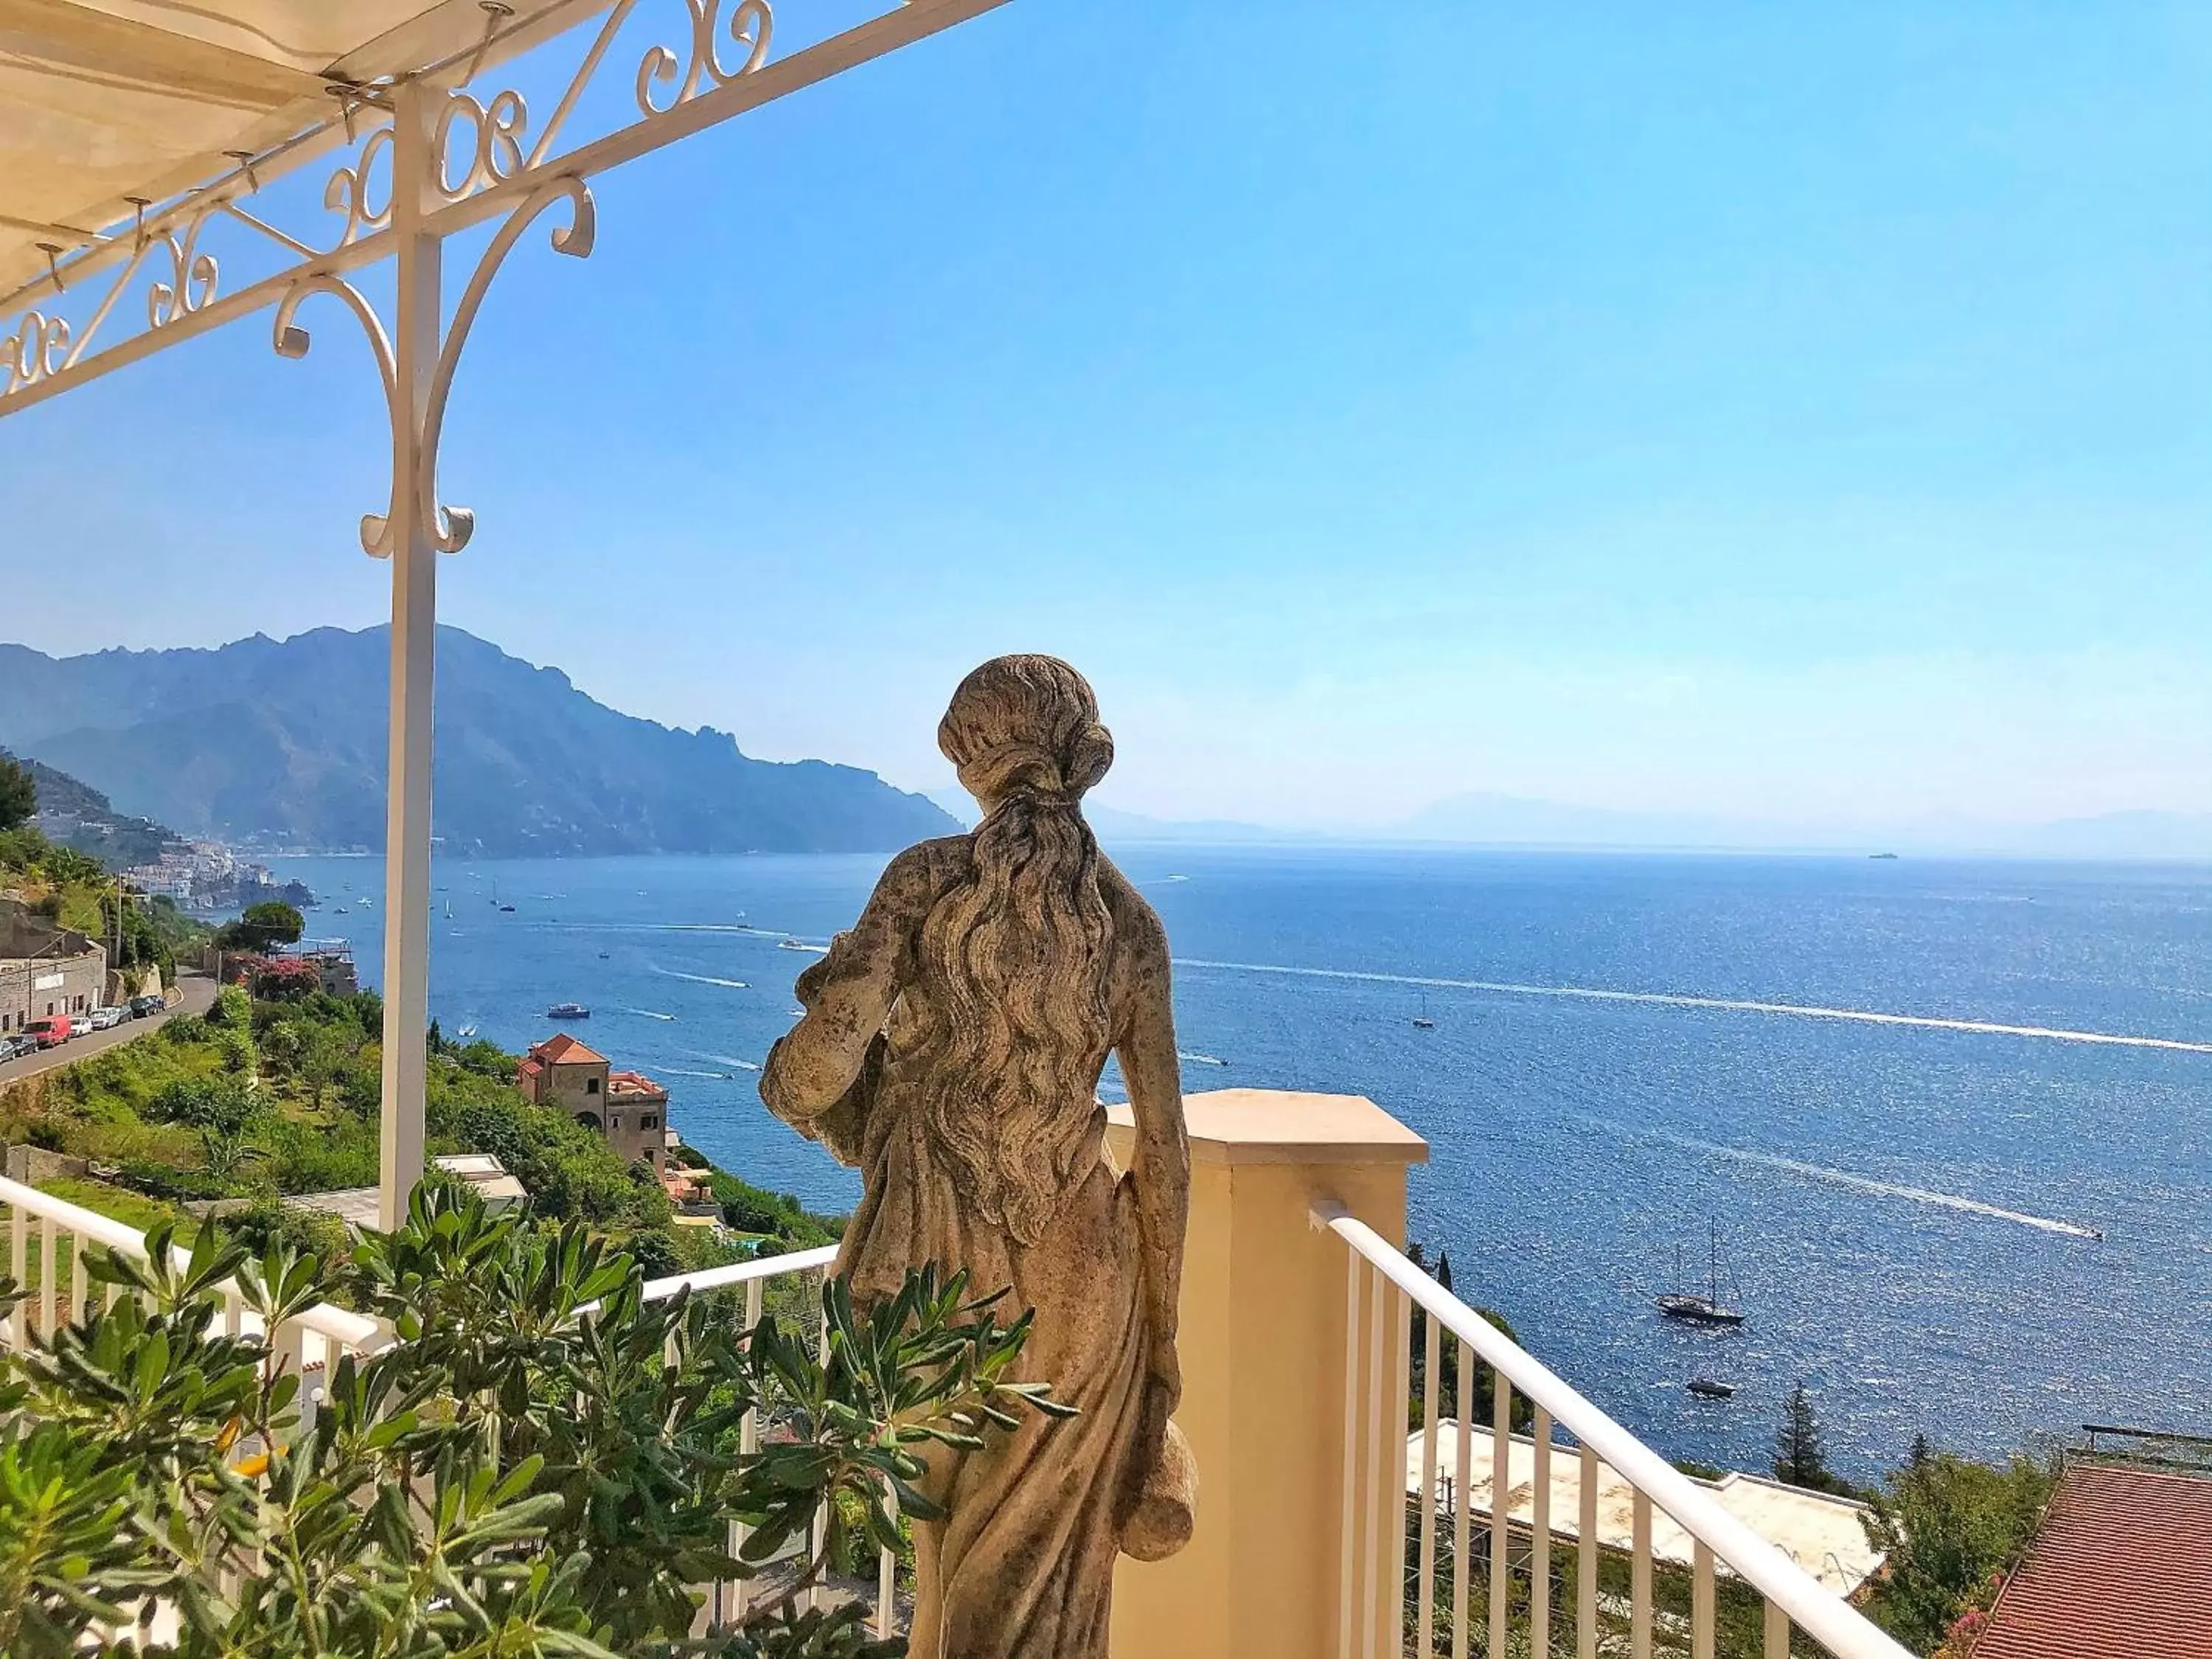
[1973,1461,2212,1659]
[529,1033,606,1065]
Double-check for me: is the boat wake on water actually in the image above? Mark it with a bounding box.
[1177,1050,1229,1067]
[622,1008,677,1021]
[1172,958,2212,1054]
[660,1067,733,1080]
[653,968,751,990]
[687,1050,762,1073]
[1576,1114,2104,1239]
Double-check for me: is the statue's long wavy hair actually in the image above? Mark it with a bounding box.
[911,655,1118,1245]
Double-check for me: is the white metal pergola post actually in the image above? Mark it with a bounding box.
[1,0,1015,1229]
[379,81,442,1230]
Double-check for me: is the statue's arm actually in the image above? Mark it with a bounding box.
[1115,897,1189,1410]
[761,844,935,1125]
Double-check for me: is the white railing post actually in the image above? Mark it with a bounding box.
[1454,1340,1474,1659]
[1492,1370,1513,1654]
[1416,1310,1439,1657]
[631,1244,838,1634]
[9,1197,26,1348]
[1531,1405,1553,1652]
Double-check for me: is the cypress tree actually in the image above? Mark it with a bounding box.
[1774,1382,1835,1491]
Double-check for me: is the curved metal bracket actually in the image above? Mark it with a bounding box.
[420,175,596,552]
[270,174,594,557]
[271,274,403,557]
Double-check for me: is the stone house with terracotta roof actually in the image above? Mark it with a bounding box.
[516,1033,667,1176]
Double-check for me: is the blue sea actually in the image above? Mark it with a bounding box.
[270,847,2212,1480]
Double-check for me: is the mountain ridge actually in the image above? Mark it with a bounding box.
[0,627,956,858]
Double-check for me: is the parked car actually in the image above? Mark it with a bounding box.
[88,1005,128,1030]
[21,1018,71,1048]
[131,994,167,1019]
[66,1014,93,1038]
[0,1034,31,1061]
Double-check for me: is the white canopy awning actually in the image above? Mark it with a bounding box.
[0,0,602,302]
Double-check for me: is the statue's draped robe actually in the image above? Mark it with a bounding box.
[768,846,1161,1659]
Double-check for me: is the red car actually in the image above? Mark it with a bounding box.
[20,1018,71,1049]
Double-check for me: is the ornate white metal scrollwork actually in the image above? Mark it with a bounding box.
[326,126,397,248]
[636,0,773,115]
[147,206,220,327]
[2,310,69,394]
[436,88,530,201]
[272,276,403,557]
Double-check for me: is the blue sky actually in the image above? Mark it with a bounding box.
[2,1,2207,829]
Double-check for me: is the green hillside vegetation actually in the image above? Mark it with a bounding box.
[1861,1437,2062,1656]
[0,982,839,1278]
[0,819,206,988]
[3,746,182,869]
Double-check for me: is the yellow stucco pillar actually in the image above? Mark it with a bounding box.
[1105,1088,1428,1659]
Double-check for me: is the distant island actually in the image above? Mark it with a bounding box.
[0,627,956,858]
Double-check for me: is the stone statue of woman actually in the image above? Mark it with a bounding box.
[761,654,1195,1659]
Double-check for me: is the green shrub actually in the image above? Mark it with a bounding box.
[1863,1441,2061,1652]
[453,1092,663,1228]
[204,984,251,1029]
[0,1188,1068,1658]
[711,1172,841,1248]
[109,1161,234,1203]
[218,1195,352,1270]
[147,1076,254,1134]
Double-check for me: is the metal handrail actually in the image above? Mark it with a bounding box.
[642,1243,839,1303]
[1315,1203,1914,1659]
[0,1172,383,1353]
[0,1173,148,1255]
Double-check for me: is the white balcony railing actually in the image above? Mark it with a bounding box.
[637,1245,908,1638]
[1316,1204,1913,1659]
[0,1172,383,1371]
[8,1163,1924,1656]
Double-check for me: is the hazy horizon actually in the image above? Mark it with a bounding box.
[6,621,2209,856]
[2,4,2205,831]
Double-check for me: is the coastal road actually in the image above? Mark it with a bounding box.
[0,973,218,1088]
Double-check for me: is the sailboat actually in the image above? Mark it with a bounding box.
[1656,1222,1745,1327]
[1411,992,1436,1030]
